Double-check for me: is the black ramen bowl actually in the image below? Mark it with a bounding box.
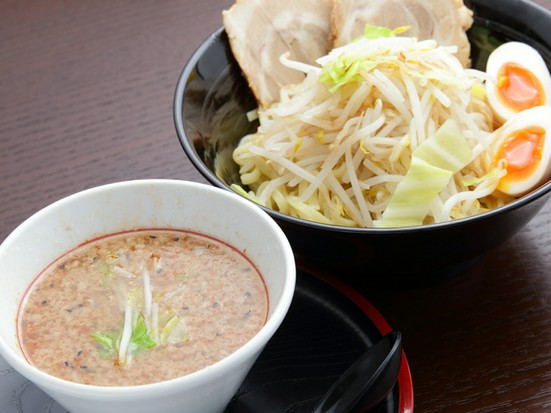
[174,0,551,289]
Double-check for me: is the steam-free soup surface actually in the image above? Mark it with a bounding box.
[18,230,268,386]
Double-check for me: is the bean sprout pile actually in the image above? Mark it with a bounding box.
[232,32,511,227]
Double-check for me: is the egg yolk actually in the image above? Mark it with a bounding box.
[497,62,545,112]
[496,127,545,187]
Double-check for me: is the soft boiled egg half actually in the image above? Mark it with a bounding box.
[492,105,551,197]
[486,42,551,124]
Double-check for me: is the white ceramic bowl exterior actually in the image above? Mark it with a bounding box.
[0,179,296,413]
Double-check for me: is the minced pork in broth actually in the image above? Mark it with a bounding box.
[18,229,268,386]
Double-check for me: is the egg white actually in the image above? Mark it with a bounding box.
[486,42,551,124]
[492,106,551,196]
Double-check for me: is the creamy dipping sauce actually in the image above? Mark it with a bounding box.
[17,229,268,386]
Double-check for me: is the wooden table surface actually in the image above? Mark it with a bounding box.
[1,0,551,412]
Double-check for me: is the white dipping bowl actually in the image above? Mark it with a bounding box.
[0,179,296,413]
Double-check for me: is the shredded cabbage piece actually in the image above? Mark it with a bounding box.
[379,119,472,227]
[320,25,412,92]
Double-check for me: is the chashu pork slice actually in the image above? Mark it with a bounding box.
[223,0,333,109]
[331,0,474,67]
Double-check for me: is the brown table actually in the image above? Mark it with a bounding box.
[1,0,550,412]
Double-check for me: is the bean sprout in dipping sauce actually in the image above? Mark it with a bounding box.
[17,229,268,386]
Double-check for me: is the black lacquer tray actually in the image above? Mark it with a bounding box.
[225,269,414,413]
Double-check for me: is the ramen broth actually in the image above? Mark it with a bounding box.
[17,229,268,386]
